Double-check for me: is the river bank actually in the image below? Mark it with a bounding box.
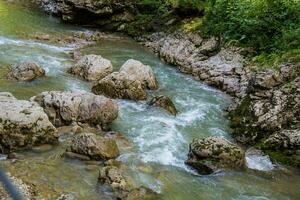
[0,1,300,199]
[32,0,300,168]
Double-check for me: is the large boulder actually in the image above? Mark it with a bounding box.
[67,132,119,160]
[148,95,177,116]
[119,59,158,90]
[92,72,147,101]
[0,92,58,152]
[186,136,245,174]
[31,91,118,127]
[6,62,45,81]
[68,54,113,81]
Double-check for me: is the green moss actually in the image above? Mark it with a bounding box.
[266,150,300,167]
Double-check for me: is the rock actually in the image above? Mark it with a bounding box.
[35,0,136,24]
[92,72,147,101]
[34,33,50,40]
[6,62,45,81]
[264,129,300,151]
[230,76,300,144]
[63,151,91,161]
[68,54,113,81]
[0,92,58,152]
[254,69,283,89]
[125,187,158,200]
[186,136,245,174]
[99,163,158,200]
[143,31,245,97]
[67,132,119,160]
[31,91,118,127]
[99,165,129,192]
[119,59,158,90]
[0,173,36,200]
[105,132,133,153]
[56,193,75,200]
[148,95,177,116]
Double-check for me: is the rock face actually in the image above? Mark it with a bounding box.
[31,91,118,127]
[67,132,119,160]
[143,31,247,97]
[119,59,158,90]
[92,59,157,100]
[35,0,136,28]
[230,65,300,144]
[148,95,177,116]
[68,54,113,81]
[186,136,245,174]
[6,62,45,81]
[0,92,58,152]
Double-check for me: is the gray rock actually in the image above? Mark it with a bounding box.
[68,54,113,81]
[148,95,177,116]
[120,59,158,90]
[264,129,300,150]
[186,136,245,174]
[92,72,147,101]
[6,62,45,81]
[67,132,119,160]
[31,91,118,127]
[0,92,57,152]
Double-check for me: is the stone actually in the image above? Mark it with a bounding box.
[99,165,129,192]
[264,129,300,150]
[148,95,178,116]
[67,132,119,160]
[186,136,245,174]
[31,91,118,127]
[92,72,147,101]
[0,92,58,152]
[6,62,45,81]
[254,69,283,89]
[119,59,158,90]
[0,173,36,200]
[68,54,113,81]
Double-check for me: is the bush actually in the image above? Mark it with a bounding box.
[203,0,300,52]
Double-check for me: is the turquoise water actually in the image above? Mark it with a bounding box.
[0,1,300,199]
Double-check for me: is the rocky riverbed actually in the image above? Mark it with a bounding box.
[0,1,300,199]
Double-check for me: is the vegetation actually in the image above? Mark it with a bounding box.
[136,0,300,67]
[202,0,300,67]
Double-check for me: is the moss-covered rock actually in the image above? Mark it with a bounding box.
[186,136,245,174]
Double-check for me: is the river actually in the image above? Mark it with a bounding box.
[0,1,300,199]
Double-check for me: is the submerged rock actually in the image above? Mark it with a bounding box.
[0,173,36,200]
[0,92,58,152]
[99,162,158,200]
[67,132,119,160]
[92,72,147,101]
[6,62,45,81]
[148,95,177,116]
[186,136,245,174]
[68,54,113,81]
[119,59,158,90]
[31,91,118,127]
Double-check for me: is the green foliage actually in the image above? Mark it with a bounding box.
[203,0,300,55]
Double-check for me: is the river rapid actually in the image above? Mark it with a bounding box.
[0,1,300,200]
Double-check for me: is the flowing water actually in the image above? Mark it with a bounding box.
[0,1,300,199]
